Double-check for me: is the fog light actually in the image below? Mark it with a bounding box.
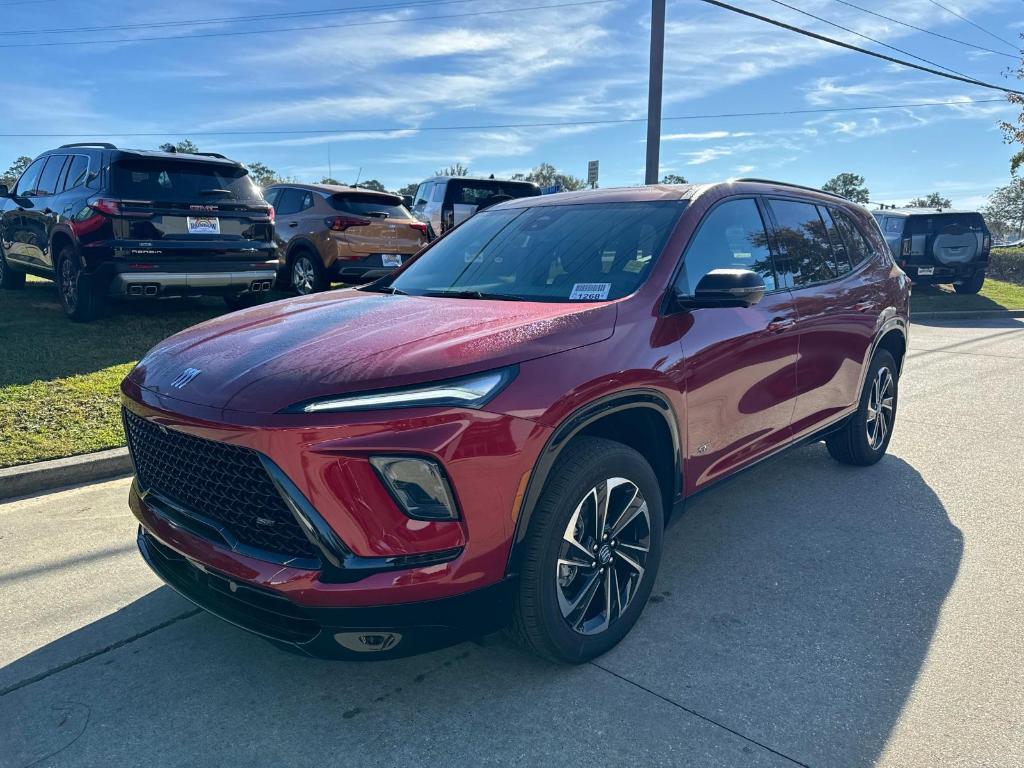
[369,456,459,520]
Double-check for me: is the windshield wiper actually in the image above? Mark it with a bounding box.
[424,290,525,301]
[363,285,408,295]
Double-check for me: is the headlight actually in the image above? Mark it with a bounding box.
[284,366,517,414]
[370,456,459,520]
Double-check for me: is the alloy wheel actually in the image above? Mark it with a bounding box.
[556,477,651,636]
[60,258,78,312]
[865,366,895,450]
[292,256,315,294]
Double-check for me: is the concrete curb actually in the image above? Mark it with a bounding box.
[0,447,132,501]
[911,309,1024,321]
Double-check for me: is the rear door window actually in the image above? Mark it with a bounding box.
[274,188,303,216]
[767,198,835,287]
[679,198,777,293]
[832,209,873,267]
[35,155,68,197]
[330,193,408,219]
[110,159,261,203]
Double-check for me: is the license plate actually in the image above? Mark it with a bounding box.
[917,266,935,276]
[381,254,403,267]
[187,216,220,235]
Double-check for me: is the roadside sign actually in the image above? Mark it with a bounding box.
[541,184,562,195]
[588,160,599,187]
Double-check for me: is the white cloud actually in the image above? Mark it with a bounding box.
[662,130,754,141]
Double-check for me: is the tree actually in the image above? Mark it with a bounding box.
[435,162,470,177]
[822,172,869,204]
[159,139,199,154]
[245,161,279,188]
[983,178,1024,240]
[661,174,688,184]
[906,192,952,208]
[1001,48,1024,174]
[319,177,341,185]
[1,155,32,188]
[356,179,386,192]
[394,182,419,198]
[512,162,586,191]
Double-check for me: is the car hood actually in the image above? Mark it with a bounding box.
[129,289,617,414]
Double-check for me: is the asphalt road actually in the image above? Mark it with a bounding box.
[2,318,1023,768]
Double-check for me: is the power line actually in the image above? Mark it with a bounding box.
[827,0,1017,60]
[767,0,975,80]
[694,0,1024,96]
[923,0,1020,52]
[0,0,473,37]
[0,0,615,48]
[0,98,1005,138]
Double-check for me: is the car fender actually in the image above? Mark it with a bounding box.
[504,388,682,578]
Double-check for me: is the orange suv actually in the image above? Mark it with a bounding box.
[264,183,428,294]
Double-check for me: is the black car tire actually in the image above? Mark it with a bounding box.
[0,249,26,290]
[290,250,328,295]
[508,436,664,663]
[57,247,103,322]
[954,271,985,294]
[826,349,899,466]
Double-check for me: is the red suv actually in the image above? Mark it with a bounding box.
[122,180,910,662]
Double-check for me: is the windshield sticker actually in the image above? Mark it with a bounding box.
[570,283,611,301]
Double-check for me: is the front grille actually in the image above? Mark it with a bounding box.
[123,408,319,561]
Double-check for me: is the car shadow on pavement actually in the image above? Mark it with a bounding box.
[1,444,961,767]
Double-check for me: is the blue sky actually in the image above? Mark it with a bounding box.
[0,0,1020,207]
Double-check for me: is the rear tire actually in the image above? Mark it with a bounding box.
[826,349,898,466]
[57,247,103,322]
[290,250,328,295]
[0,249,26,290]
[954,271,985,294]
[508,437,664,663]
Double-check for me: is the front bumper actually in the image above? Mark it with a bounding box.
[138,527,512,659]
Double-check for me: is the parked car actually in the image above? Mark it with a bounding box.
[410,175,541,238]
[0,143,277,321]
[122,179,909,663]
[873,208,991,293]
[263,183,428,294]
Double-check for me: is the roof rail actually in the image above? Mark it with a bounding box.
[733,178,849,201]
[195,152,230,160]
[59,142,117,150]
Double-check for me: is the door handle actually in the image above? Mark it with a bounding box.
[288,221,298,228]
[767,317,796,333]
[853,301,876,313]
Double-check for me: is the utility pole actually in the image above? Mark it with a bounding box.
[645,0,666,185]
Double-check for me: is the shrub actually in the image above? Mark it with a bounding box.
[989,248,1024,285]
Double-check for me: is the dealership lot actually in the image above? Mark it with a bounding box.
[2,318,1022,767]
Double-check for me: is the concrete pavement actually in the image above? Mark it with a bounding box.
[2,318,1022,767]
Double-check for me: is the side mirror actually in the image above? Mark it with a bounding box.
[678,268,766,309]
[401,194,414,209]
[0,184,8,198]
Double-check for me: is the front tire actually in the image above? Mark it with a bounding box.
[290,250,327,295]
[0,249,26,290]
[954,271,985,294]
[826,349,898,466]
[509,437,664,663]
[57,247,103,322]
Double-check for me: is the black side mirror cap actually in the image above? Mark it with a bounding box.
[0,184,8,197]
[676,268,766,309]
[401,195,414,208]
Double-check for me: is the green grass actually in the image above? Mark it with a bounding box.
[0,276,226,468]
[910,277,1024,314]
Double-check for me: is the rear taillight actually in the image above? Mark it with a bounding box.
[267,205,275,223]
[408,221,428,237]
[88,198,121,216]
[88,198,153,218]
[325,215,370,232]
[441,208,455,234]
[900,237,911,257]
[982,234,991,254]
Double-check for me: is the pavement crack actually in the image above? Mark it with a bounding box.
[0,608,201,698]
[589,661,811,767]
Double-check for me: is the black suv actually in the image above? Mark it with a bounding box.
[0,144,277,321]
[873,208,992,294]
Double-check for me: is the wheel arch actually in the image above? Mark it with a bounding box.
[285,237,322,266]
[49,228,80,267]
[505,389,682,578]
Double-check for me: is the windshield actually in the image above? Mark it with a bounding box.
[387,201,686,302]
[110,159,261,203]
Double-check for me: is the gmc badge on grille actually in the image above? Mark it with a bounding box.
[170,368,202,389]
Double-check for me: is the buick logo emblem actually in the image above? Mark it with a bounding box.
[170,368,202,389]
